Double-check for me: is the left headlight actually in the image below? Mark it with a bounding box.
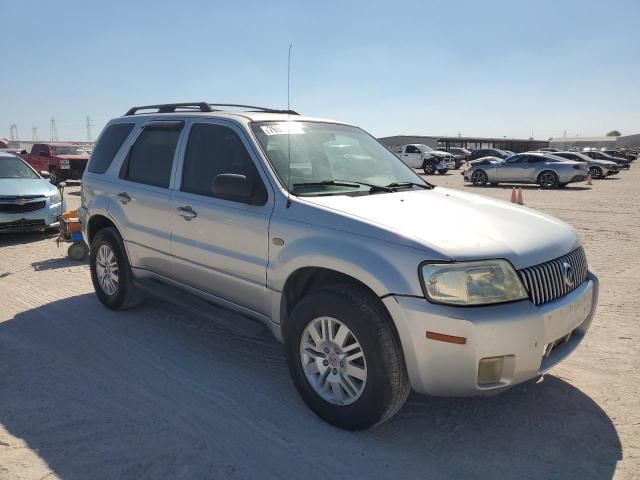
[49,192,62,205]
[420,260,528,306]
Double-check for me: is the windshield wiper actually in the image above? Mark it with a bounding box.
[292,180,393,193]
[385,181,433,190]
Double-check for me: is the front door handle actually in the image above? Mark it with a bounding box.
[176,206,197,220]
[116,192,131,204]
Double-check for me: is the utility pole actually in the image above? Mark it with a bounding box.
[50,117,58,141]
[9,124,19,142]
[32,125,39,141]
[86,116,94,142]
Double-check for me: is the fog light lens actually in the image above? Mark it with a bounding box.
[478,356,504,385]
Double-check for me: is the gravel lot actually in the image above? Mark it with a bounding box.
[1,168,638,480]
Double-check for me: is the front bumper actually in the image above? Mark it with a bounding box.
[0,201,63,233]
[383,271,598,396]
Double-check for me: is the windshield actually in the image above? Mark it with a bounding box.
[0,157,40,179]
[251,121,427,196]
[417,144,434,152]
[51,146,87,156]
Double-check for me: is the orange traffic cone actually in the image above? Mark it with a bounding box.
[586,173,593,186]
[517,187,524,205]
[510,187,517,203]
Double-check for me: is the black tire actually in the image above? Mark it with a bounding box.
[285,284,410,430]
[90,227,142,310]
[589,166,603,179]
[558,183,568,188]
[67,242,89,261]
[538,170,559,189]
[49,168,59,186]
[471,169,488,186]
[437,169,448,175]
[422,162,436,175]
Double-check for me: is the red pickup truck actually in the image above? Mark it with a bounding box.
[20,143,90,185]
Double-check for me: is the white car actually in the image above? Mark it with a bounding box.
[81,102,599,430]
[392,144,455,175]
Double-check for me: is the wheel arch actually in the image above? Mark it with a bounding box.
[87,214,120,246]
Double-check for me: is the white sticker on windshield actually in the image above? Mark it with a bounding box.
[260,123,305,136]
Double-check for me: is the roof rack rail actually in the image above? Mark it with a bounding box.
[124,102,214,116]
[208,103,299,115]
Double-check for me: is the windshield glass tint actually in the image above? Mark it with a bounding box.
[251,121,425,195]
[0,157,40,179]
[51,146,87,155]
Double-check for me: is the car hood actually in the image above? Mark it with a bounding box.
[426,151,452,158]
[301,187,579,269]
[0,177,57,197]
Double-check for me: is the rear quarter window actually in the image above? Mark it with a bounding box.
[88,123,135,174]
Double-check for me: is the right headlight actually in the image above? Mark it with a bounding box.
[420,260,528,306]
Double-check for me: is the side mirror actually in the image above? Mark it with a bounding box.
[40,170,51,178]
[212,173,253,200]
[39,150,50,156]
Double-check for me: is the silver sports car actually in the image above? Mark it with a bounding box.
[463,152,589,188]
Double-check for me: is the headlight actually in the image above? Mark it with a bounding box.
[49,192,62,205]
[420,260,528,306]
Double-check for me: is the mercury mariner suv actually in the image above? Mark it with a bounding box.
[80,102,599,430]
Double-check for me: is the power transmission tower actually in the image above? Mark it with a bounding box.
[50,117,58,141]
[9,124,19,141]
[86,116,94,141]
[32,125,39,141]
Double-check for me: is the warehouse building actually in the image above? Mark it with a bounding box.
[379,135,549,153]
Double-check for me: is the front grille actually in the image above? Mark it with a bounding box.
[69,159,88,173]
[0,219,46,232]
[518,247,588,305]
[0,198,46,213]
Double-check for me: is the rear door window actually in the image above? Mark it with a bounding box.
[88,123,135,174]
[121,123,183,188]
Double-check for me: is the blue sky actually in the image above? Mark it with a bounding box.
[2,0,639,141]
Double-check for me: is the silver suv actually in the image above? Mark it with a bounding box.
[80,102,599,430]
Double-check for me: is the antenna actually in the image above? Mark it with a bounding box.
[286,43,293,208]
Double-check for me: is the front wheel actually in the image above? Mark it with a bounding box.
[49,168,60,185]
[286,285,410,430]
[538,171,559,189]
[423,162,436,175]
[471,169,488,186]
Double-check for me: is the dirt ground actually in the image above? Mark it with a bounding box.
[0,167,638,480]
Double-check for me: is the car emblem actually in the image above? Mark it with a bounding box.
[561,262,574,287]
[15,198,27,206]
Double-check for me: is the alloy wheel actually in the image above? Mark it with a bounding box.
[95,244,119,296]
[539,172,558,188]
[299,316,367,406]
[589,167,602,179]
[471,170,487,186]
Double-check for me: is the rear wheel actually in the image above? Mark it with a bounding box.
[90,227,141,310]
[538,170,559,189]
[589,166,603,179]
[286,284,410,430]
[471,169,488,186]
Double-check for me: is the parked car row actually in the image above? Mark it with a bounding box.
[460,147,635,188]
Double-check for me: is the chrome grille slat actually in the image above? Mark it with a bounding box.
[518,247,588,306]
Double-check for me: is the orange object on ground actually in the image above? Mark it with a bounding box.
[510,187,517,203]
[586,173,593,185]
[517,188,524,205]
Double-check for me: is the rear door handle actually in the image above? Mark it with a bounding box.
[116,192,131,204]
[176,206,197,220]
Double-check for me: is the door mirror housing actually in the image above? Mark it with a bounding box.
[212,173,254,201]
[40,170,51,178]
